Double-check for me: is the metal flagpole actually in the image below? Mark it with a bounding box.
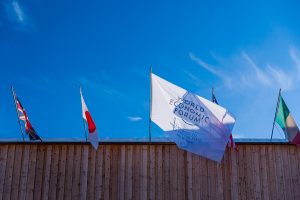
[80,86,88,142]
[270,88,281,141]
[149,66,153,142]
[11,86,25,141]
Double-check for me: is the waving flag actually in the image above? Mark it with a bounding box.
[151,73,235,162]
[276,95,300,145]
[80,88,99,150]
[212,89,237,150]
[13,90,42,141]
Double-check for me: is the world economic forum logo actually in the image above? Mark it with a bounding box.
[169,92,210,128]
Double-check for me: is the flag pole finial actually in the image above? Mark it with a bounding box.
[270,88,282,141]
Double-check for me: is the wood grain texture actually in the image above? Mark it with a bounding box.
[0,143,299,199]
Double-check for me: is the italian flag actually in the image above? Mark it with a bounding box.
[80,88,99,150]
[275,95,300,145]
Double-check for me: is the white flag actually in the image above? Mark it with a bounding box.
[151,73,235,162]
[80,88,99,150]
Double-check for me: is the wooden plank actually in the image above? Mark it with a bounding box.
[186,152,193,200]
[87,146,96,200]
[111,145,119,200]
[156,145,163,200]
[290,146,300,199]
[118,145,126,200]
[132,145,140,200]
[281,145,292,200]
[170,145,178,200]
[266,145,277,200]
[25,145,37,200]
[230,148,238,200]
[207,157,217,200]
[125,145,133,200]
[244,145,253,200]
[258,145,270,200]
[103,145,111,200]
[33,145,46,200]
[71,145,82,200]
[94,145,104,200]
[49,145,60,200]
[237,146,246,200]
[79,145,89,200]
[3,144,16,200]
[0,145,8,200]
[10,144,23,200]
[177,149,185,200]
[252,145,261,200]
[41,145,52,200]
[140,145,148,200]
[149,145,156,200]
[57,145,67,200]
[163,145,170,200]
[274,145,285,200]
[18,145,30,200]
[64,145,74,200]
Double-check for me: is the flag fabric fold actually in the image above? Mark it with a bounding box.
[275,95,300,145]
[80,88,99,150]
[13,91,42,141]
[212,90,237,150]
[151,73,236,162]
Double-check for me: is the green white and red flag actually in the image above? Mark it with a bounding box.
[275,95,300,145]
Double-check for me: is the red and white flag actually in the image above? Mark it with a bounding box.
[80,88,99,150]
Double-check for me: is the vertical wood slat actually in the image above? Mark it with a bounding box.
[57,145,67,200]
[94,145,104,200]
[140,145,148,200]
[156,145,163,200]
[64,145,74,200]
[118,145,126,200]
[0,145,8,200]
[42,145,52,200]
[25,145,38,200]
[10,145,23,200]
[103,145,111,200]
[3,144,16,200]
[71,145,82,200]
[49,145,60,200]
[125,145,133,200]
[149,145,156,200]
[33,145,45,200]
[18,145,30,200]
[87,147,96,200]
[111,145,119,200]
[79,145,89,200]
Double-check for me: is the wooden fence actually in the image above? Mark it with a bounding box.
[0,142,299,200]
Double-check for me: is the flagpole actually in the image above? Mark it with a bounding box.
[271,88,281,141]
[11,86,25,141]
[149,66,152,142]
[212,87,214,101]
[80,86,88,142]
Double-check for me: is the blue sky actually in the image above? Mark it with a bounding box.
[1,0,300,140]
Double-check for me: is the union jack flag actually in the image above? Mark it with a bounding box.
[14,93,42,141]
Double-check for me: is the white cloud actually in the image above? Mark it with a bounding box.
[127,116,143,122]
[189,50,296,91]
[289,46,300,78]
[242,52,272,87]
[12,1,24,22]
